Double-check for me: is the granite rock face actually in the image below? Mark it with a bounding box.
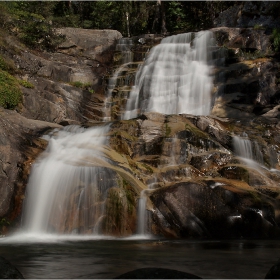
[108,112,280,238]
[214,2,280,29]
[14,28,122,123]
[0,109,61,232]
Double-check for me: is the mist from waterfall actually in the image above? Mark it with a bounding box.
[123,31,216,120]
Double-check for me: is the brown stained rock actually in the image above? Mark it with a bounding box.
[0,108,61,232]
[102,185,137,237]
[148,180,280,239]
[190,151,232,174]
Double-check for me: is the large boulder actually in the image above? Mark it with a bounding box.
[12,28,122,123]
[0,108,60,233]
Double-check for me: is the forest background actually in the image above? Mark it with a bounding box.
[0,1,244,51]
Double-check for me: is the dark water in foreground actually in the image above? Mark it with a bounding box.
[0,235,278,279]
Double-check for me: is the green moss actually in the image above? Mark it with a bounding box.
[141,163,154,174]
[165,123,171,137]
[272,28,280,52]
[0,218,10,234]
[69,81,92,91]
[185,123,208,139]
[108,190,124,227]
[253,24,265,30]
[0,69,22,109]
[18,79,34,88]
[123,179,136,214]
[0,55,16,74]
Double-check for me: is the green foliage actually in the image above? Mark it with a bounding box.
[0,69,22,109]
[0,1,240,41]
[0,218,10,227]
[1,1,65,51]
[0,56,15,73]
[18,79,34,89]
[272,28,280,52]
[69,81,93,91]
[236,49,266,60]
[253,24,264,30]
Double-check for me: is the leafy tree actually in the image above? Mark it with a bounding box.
[0,1,64,51]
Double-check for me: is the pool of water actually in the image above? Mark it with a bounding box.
[0,235,278,279]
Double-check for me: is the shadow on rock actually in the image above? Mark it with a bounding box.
[265,259,280,279]
[0,257,24,279]
[114,267,201,279]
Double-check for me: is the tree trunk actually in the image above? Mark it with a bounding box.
[160,0,167,35]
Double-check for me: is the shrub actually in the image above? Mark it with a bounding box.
[272,28,280,52]
[18,79,34,88]
[0,69,22,109]
[0,55,16,73]
[69,81,93,92]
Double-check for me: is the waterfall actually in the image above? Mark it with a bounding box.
[21,125,114,235]
[19,31,218,239]
[103,38,134,121]
[123,31,216,120]
[233,135,264,165]
[137,190,147,235]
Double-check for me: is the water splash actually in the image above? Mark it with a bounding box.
[123,31,216,120]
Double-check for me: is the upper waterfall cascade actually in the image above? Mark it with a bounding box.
[123,31,216,120]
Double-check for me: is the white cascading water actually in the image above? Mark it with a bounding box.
[233,134,264,166]
[21,125,113,235]
[123,31,216,120]
[17,31,218,239]
[137,190,147,235]
[103,38,134,121]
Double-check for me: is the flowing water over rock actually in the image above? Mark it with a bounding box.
[123,31,216,119]
[22,125,114,234]
[11,30,280,240]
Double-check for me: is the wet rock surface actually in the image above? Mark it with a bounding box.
[0,108,60,233]
[109,112,280,238]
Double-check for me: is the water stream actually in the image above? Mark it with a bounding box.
[16,31,216,239]
[123,31,216,119]
[22,125,113,235]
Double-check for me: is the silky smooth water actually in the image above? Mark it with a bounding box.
[123,31,215,119]
[0,238,278,279]
[21,125,113,235]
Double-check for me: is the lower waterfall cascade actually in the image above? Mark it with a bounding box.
[10,29,280,240]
